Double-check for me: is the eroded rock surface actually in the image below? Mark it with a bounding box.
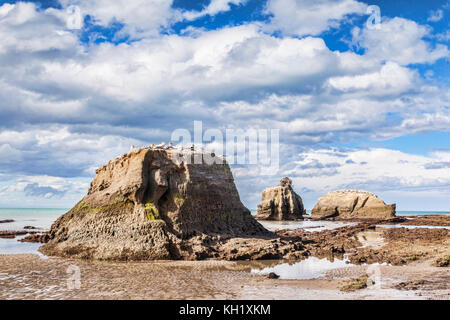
[277,224,450,266]
[41,149,302,261]
[311,190,396,220]
[255,177,305,221]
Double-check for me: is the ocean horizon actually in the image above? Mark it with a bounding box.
[1,208,449,232]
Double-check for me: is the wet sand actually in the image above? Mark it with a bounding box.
[0,216,449,300]
[0,254,448,300]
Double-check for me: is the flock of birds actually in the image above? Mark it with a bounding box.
[130,142,197,152]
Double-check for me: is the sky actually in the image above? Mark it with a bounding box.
[0,0,449,210]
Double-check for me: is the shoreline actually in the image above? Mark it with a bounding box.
[0,253,448,300]
[0,214,448,300]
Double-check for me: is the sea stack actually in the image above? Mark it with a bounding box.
[255,177,305,221]
[311,190,396,220]
[40,148,288,261]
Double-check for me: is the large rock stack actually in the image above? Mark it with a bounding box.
[40,148,303,261]
[255,177,305,221]
[311,190,396,220]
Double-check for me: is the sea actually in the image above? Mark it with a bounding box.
[0,208,449,255]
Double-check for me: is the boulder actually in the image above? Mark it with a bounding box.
[311,190,396,220]
[40,148,299,261]
[255,177,305,221]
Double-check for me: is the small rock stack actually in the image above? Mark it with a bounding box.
[255,177,305,221]
[311,189,396,220]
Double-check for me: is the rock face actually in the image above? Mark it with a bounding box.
[311,190,396,220]
[255,178,305,221]
[41,149,301,261]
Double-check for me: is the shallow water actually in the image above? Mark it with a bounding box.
[259,219,357,232]
[1,209,449,257]
[396,211,450,216]
[251,257,353,280]
[377,224,450,230]
[251,210,450,216]
[0,208,66,231]
[0,235,44,256]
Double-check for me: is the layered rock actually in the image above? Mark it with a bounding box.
[41,149,302,261]
[311,190,396,220]
[255,177,305,221]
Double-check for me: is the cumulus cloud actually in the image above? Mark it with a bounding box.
[0,2,78,53]
[0,1,449,208]
[326,61,417,95]
[182,0,247,21]
[0,3,447,141]
[1,175,89,201]
[264,0,367,37]
[351,17,449,65]
[59,0,176,38]
[57,0,248,38]
[398,109,450,135]
[0,126,146,178]
[288,148,450,193]
[232,146,450,210]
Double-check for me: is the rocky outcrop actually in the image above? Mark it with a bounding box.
[255,178,305,221]
[311,190,396,220]
[20,232,49,243]
[0,230,40,239]
[40,149,303,261]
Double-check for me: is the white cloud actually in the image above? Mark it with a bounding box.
[0,143,21,162]
[327,61,417,94]
[0,2,78,53]
[289,148,450,193]
[232,146,450,210]
[1,175,89,200]
[4,24,342,110]
[399,110,450,133]
[427,9,444,22]
[436,30,450,42]
[352,17,449,65]
[59,0,175,38]
[0,3,447,139]
[58,0,248,38]
[182,0,247,20]
[0,126,146,177]
[264,0,367,37]
[0,2,449,209]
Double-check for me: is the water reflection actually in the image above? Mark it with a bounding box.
[259,219,357,232]
[0,235,46,258]
[251,257,352,280]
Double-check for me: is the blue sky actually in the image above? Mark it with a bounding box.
[0,0,449,210]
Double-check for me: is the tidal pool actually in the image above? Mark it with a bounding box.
[250,257,353,280]
[259,219,357,232]
[0,235,46,258]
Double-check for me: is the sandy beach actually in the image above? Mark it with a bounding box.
[1,212,449,300]
[2,0,450,308]
[0,252,448,300]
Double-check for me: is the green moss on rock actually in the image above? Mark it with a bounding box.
[145,202,160,220]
